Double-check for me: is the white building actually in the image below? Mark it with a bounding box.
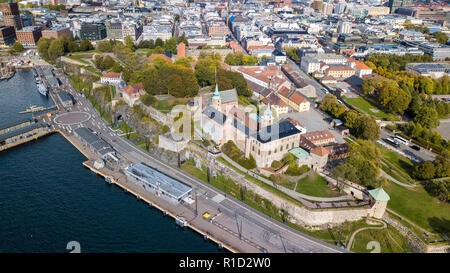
[100,72,122,86]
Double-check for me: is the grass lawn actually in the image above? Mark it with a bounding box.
[66,55,89,64]
[181,158,407,251]
[351,225,412,253]
[152,97,190,113]
[82,65,102,76]
[343,96,392,120]
[383,180,450,234]
[296,174,344,198]
[379,145,415,183]
[216,157,310,208]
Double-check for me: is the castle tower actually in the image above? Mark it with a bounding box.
[368,188,390,219]
[212,83,221,110]
[260,104,274,128]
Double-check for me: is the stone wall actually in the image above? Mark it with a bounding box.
[383,215,428,253]
[138,102,172,125]
[187,149,375,229]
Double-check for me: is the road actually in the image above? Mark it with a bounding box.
[42,67,348,253]
[380,128,435,162]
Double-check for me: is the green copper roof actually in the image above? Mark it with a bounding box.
[368,188,390,202]
[213,84,220,100]
[289,147,310,159]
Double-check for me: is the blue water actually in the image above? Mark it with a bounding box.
[0,69,54,124]
[0,71,225,253]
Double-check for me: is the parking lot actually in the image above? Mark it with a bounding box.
[280,107,346,143]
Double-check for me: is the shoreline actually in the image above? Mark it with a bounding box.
[1,129,239,253]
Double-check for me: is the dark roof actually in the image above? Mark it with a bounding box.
[345,75,363,89]
[58,91,72,102]
[0,117,34,131]
[0,123,45,141]
[202,106,227,125]
[256,120,301,143]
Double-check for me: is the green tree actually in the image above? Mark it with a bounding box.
[67,40,79,52]
[414,106,440,128]
[97,40,113,52]
[163,37,177,55]
[124,35,134,51]
[47,39,65,61]
[37,37,51,59]
[111,62,122,73]
[12,41,24,53]
[413,161,436,180]
[155,38,164,48]
[79,40,94,51]
[354,115,380,140]
[432,31,448,45]
[168,74,183,97]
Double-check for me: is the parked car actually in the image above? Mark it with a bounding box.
[410,145,421,151]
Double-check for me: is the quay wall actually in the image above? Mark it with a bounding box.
[0,128,54,152]
[81,160,238,253]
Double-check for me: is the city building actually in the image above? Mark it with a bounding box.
[405,63,450,78]
[337,21,352,34]
[0,25,16,45]
[388,0,412,14]
[122,83,145,106]
[0,0,23,30]
[58,91,74,107]
[325,66,356,79]
[101,72,122,86]
[278,86,311,112]
[347,58,373,77]
[15,26,41,47]
[80,22,107,41]
[105,20,123,40]
[42,26,72,39]
[74,127,116,159]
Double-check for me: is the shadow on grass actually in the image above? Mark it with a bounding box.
[428,217,450,235]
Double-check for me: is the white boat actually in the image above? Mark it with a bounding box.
[175,216,187,227]
[37,83,48,96]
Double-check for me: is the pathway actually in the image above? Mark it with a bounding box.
[379,168,416,188]
[347,218,387,250]
[219,154,355,203]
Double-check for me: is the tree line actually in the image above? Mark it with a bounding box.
[333,140,385,189]
[320,94,380,140]
[37,36,94,62]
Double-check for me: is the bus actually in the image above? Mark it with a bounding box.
[394,134,409,145]
[384,137,400,148]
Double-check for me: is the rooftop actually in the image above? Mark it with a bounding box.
[368,188,390,202]
[289,147,310,159]
[125,163,192,200]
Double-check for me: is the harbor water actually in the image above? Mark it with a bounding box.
[0,69,54,123]
[0,70,225,253]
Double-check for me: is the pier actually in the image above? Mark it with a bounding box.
[19,105,58,114]
[82,159,239,253]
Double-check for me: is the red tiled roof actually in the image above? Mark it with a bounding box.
[102,72,121,79]
[310,146,329,156]
[348,58,372,70]
[124,83,144,96]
